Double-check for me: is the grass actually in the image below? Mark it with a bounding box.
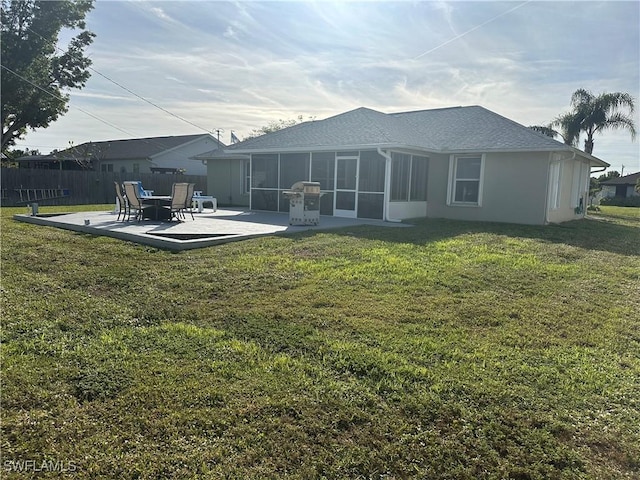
[2,205,639,479]
[589,205,640,221]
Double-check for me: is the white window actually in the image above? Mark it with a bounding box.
[448,155,484,206]
[549,161,562,210]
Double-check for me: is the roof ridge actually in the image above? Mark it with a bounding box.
[473,106,568,148]
[79,133,209,145]
[391,105,468,116]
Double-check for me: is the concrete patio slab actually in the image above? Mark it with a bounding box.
[14,208,410,251]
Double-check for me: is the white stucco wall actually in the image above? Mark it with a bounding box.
[387,201,427,220]
[546,156,590,223]
[152,137,220,175]
[98,158,150,174]
[600,185,616,198]
[207,158,250,207]
[426,152,550,225]
[601,184,640,198]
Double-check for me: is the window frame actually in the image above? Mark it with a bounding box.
[447,154,485,207]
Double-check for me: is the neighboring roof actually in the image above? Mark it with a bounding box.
[193,148,249,161]
[52,134,222,161]
[14,154,54,162]
[195,106,608,166]
[601,171,640,185]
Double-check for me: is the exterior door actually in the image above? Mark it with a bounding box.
[334,157,358,218]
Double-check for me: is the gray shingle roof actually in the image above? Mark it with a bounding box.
[54,134,221,160]
[393,106,565,151]
[213,105,568,155]
[600,171,640,185]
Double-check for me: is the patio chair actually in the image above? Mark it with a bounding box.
[114,181,128,221]
[123,181,148,221]
[137,181,153,197]
[183,183,195,220]
[169,182,189,221]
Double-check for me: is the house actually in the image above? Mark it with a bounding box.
[194,106,609,225]
[17,134,223,175]
[600,171,640,198]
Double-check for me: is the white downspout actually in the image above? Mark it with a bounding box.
[377,147,402,223]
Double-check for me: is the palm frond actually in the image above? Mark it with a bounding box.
[570,88,594,109]
[596,112,637,140]
[597,92,635,114]
[528,125,558,138]
[551,112,581,146]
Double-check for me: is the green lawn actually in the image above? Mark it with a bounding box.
[2,206,639,479]
[590,205,640,221]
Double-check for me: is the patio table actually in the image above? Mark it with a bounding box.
[141,195,171,221]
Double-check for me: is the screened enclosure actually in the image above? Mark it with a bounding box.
[250,150,429,220]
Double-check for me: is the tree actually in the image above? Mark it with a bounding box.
[244,115,314,140]
[551,89,636,154]
[3,147,41,158]
[528,125,560,139]
[55,140,109,169]
[1,0,95,150]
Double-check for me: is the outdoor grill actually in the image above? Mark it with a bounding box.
[282,181,322,225]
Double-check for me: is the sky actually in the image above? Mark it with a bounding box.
[13,0,640,175]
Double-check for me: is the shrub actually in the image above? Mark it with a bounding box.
[600,195,640,207]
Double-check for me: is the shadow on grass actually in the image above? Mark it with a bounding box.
[325,217,640,257]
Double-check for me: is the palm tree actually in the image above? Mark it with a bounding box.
[528,125,559,138]
[552,89,636,154]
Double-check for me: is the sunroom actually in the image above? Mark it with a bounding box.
[248,149,429,221]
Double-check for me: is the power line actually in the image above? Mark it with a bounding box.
[26,26,220,135]
[413,1,532,60]
[1,65,213,153]
[1,64,137,138]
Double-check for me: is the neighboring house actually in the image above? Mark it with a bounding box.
[194,106,609,225]
[600,171,640,198]
[16,134,223,175]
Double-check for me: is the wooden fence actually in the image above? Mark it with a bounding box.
[0,169,208,207]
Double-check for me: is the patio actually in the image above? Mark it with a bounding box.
[13,207,410,251]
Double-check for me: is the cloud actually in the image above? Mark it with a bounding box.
[12,0,638,170]
[223,25,236,39]
[165,76,186,84]
[150,7,171,22]
[72,91,138,102]
[431,0,457,34]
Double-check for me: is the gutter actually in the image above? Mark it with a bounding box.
[377,147,402,223]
